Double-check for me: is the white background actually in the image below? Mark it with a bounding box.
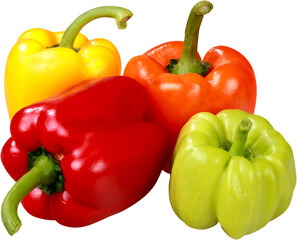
[0,0,296,239]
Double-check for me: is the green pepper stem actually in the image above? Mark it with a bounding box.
[60,6,133,49]
[171,1,213,75]
[229,118,253,157]
[1,154,58,236]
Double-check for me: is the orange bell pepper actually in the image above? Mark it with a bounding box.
[124,1,256,172]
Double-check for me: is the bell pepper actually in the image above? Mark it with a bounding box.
[5,6,133,120]
[169,109,296,239]
[1,76,169,236]
[124,1,257,173]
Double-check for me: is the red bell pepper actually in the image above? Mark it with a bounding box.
[1,76,169,235]
[124,1,257,173]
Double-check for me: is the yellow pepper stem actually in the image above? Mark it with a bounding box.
[60,6,133,49]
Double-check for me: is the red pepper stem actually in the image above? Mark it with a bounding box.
[171,1,213,75]
[1,154,58,236]
[229,118,253,157]
[60,6,133,49]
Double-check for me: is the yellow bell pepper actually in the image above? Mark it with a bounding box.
[5,6,133,119]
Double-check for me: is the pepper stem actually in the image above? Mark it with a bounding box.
[1,154,59,236]
[171,1,213,75]
[229,118,253,157]
[60,6,133,49]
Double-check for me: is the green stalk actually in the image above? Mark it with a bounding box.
[171,1,213,75]
[229,118,253,157]
[60,6,133,49]
[1,154,60,236]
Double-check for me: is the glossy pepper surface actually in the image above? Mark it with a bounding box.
[5,6,133,119]
[169,109,296,239]
[1,76,169,236]
[124,1,256,173]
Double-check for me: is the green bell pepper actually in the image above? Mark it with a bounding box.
[169,109,296,239]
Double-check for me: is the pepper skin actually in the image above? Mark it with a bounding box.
[124,1,256,173]
[5,6,133,120]
[169,109,296,239]
[1,76,169,236]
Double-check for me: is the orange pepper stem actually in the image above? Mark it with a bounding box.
[171,1,213,76]
[60,6,133,49]
[229,118,253,158]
